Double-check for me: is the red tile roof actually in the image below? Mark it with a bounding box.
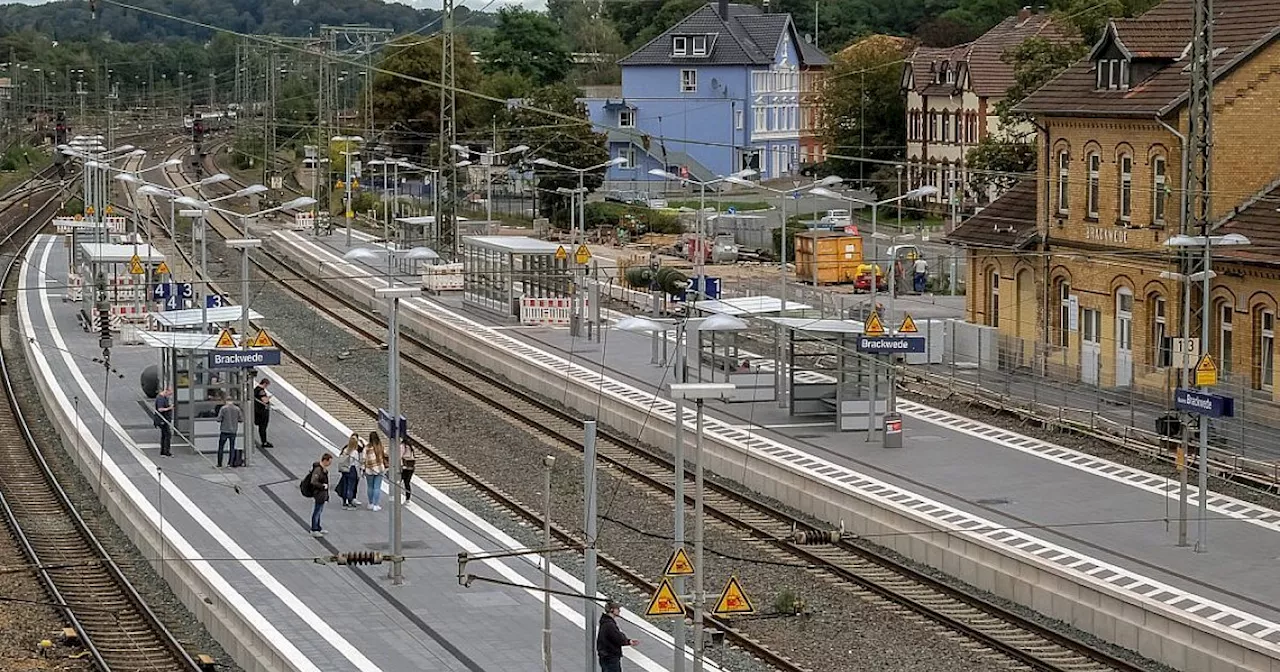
[906,13,1073,98]
[1019,0,1280,116]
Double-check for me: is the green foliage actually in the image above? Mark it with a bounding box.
[666,200,770,212]
[964,136,1036,202]
[231,133,264,171]
[500,84,608,225]
[584,202,681,233]
[371,36,485,158]
[995,37,1088,131]
[483,8,572,87]
[819,38,907,180]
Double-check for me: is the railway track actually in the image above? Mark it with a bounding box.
[0,168,203,671]
[135,148,1153,672]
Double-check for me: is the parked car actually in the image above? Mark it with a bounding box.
[819,209,852,226]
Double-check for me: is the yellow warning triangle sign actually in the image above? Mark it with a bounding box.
[864,311,885,336]
[712,575,756,616]
[156,261,170,275]
[214,329,237,349]
[1194,353,1218,386]
[574,244,592,265]
[128,254,145,275]
[555,245,568,261]
[644,577,686,618]
[663,547,695,576]
[250,329,276,348]
[898,313,918,334]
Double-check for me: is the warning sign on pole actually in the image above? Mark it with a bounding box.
[897,314,918,334]
[1195,354,1218,387]
[156,261,170,275]
[214,329,237,349]
[128,254,145,275]
[643,577,686,618]
[863,312,885,337]
[555,245,568,262]
[574,244,592,265]
[250,329,276,348]
[712,576,756,616]
[663,547,695,577]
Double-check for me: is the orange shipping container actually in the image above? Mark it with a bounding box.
[793,231,865,285]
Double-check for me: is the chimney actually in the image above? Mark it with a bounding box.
[1017,6,1032,20]
[719,0,729,20]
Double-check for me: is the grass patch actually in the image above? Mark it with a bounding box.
[667,199,771,212]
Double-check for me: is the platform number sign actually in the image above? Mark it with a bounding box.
[164,294,181,311]
[177,283,194,301]
[206,294,226,309]
[152,283,172,301]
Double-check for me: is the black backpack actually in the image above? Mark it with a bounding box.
[300,469,315,497]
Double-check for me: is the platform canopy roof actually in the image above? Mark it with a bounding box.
[78,243,165,264]
[463,235,563,254]
[692,296,812,316]
[137,331,244,351]
[148,305,262,328]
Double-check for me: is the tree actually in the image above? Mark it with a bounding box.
[483,8,572,87]
[964,137,1036,202]
[914,16,981,47]
[994,36,1087,133]
[501,84,608,224]
[370,36,483,158]
[819,35,910,182]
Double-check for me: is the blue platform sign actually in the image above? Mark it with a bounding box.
[206,294,226,308]
[377,408,408,437]
[152,283,172,300]
[1174,388,1234,418]
[675,276,721,302]
[857,336,927,354]
[208,349,282,368]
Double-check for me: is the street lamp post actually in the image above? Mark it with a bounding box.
[332,135,364,247]
[1163,232,1250,553]
[811,185,937,441]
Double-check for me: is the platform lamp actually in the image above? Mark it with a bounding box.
[1162,231,1250,553]
[811,185,938,442]
[668,381,737,672]
[331,134,365,247]
[343,245,439,287]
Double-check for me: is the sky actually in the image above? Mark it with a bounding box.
[0,0,544,8]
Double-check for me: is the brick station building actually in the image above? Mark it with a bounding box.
[946,0,1280,407]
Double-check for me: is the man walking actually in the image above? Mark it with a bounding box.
[596,601,639,672]
[307,452,332,538]
[216,398,242,468]
[913,256,929,294]
[154,386,174,457]
[253,378,273,448]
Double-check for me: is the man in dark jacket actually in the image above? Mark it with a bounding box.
[309,453,332,538]
[596,601,638,672]
[253,378,273,448]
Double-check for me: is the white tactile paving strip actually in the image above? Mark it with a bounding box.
[279,230,1280,654]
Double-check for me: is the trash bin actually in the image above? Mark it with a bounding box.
[883,412,903,449]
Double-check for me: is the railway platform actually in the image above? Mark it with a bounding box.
[273,226,1280,672]
[17,234,697,672]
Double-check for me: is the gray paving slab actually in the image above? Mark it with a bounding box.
[474,311,1280,626]
[20,235,688,672]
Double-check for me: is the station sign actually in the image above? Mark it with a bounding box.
[857,336,926,354]
[208,349,281,368]
[1173,388,1234,418]
[377,408,408,438]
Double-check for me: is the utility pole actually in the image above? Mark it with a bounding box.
[438,0,459,257]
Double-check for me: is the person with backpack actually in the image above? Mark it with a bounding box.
[363,432,388,512]
[335,433,363,509]
[400,439,417,503]
[302,452,333,537]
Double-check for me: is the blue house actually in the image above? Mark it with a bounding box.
[585,1,829,185]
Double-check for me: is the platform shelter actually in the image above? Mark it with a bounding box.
[684,296,812,396]
[461,235,570,319]
[763,317,887,431]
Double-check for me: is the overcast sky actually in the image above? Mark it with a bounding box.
[0,0,546,9]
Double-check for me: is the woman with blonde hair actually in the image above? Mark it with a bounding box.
[363,431,388,511]
[335,433,362,509]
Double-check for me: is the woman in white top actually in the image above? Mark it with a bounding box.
[336,434,362,509]
[363,431,388,511]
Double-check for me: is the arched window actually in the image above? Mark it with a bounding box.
[1087,152,1101,218]
[1119,153,1133,223]
[1152,155,1167,225]
[987,270,1000,327]
[1257,309,1275,390]
[941,111,950,142]
[1056,150,1070,214]
[1218,301,1233,373]
[1057,279,1072,346]
[1150,294,1169,367]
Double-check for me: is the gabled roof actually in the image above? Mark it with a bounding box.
[944,180,1039,248]
[1019,0,1280,116]
[618,3,829,67]
[1216,176,1280,265]
[905,12,1071,98]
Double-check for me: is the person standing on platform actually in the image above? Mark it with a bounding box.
[400,439,417,503]
[253,378,273,448]
[154,387,174,457]
[596,601,639,672]
[216,398,242,468]
[363,432,388,512]
[913,257,929,294]
[308,452,332,537]
[336,433,363,509]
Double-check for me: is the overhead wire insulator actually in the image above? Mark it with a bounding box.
[335,551,383,566]
[789,529,842,545]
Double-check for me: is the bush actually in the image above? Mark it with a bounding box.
[584,201,682,234]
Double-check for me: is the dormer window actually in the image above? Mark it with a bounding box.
[691,36,707,56]
[673,36,687,56]
[1096,58,1129,91]
[672,35,710,58]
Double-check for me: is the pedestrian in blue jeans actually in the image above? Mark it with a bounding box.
[307,453,332,537]
[363,431,388,511]
[216,400,242,468]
